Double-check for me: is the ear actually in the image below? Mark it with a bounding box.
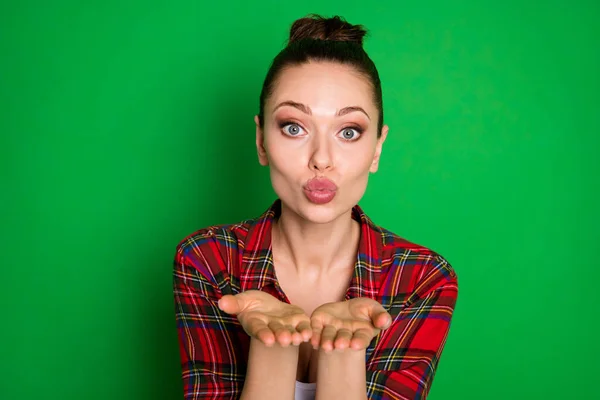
[369,124,389,173]
[255,115,269,166]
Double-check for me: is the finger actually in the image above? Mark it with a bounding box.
[296,320,313,343]
[350,328,375,350]
[310,319,324,349]
[365,301,390,328]
[217,294,244,315]
[268,321,292,347]
[319,325,338,352]
[283,325,300,346]
[372,310,392,329]
[255,326,276,346]
[290,330,304,346]
[286,317,310,345]
[333,328,353,350]
[278,320,302,346]
[247,318,275,346]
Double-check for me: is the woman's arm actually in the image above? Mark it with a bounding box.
[365,278,458,399]
[315,349,367,400]
[240,338,299,400]
[308,297,392,400]
[174,248,246,399]
[310,265,458,399]
[175,245,311,400]
[217,290,313,400]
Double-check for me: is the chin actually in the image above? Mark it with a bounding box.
[300,205,342,224]
[283,196,356,225]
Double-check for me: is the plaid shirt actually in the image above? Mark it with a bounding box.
[173,199,458,400]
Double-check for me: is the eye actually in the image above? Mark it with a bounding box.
[338,127,362,141]
[280,122,305,136]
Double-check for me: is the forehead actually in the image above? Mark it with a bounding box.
[267,61,375,115]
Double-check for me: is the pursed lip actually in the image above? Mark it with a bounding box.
[302,177,337,205]
[303,177,338,192]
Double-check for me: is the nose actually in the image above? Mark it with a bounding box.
[308,134,333,172]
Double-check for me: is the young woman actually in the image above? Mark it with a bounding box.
[173,14,458,400]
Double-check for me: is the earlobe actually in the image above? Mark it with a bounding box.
[255,115,269,166]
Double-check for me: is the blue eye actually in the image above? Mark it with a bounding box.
[281,123,303,136]
[339,127,361,141]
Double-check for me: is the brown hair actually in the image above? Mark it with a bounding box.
[258,14,384,137]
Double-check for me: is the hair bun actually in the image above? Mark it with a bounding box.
[288,14,367,47]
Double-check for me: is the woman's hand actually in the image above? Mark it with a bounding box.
[310,298,392,352]
[218,290,312,347]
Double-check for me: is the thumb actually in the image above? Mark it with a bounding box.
[218,294,245,315]
[370,306,392,329]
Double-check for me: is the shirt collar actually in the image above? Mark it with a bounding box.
[240,199,383,299]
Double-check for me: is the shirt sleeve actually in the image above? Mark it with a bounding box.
[173,240,248,400]
[366,256,459,400]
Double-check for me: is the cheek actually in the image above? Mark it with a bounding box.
[265,136,306,171]
[340,147,376,176]
[343,153,374,201]
[265,143,287,171]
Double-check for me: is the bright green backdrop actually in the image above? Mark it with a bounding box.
[1,1,598,399]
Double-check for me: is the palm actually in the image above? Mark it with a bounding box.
[218,290,311,347]
[310,298,392,351]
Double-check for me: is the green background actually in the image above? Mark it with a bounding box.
[1,1,598,399]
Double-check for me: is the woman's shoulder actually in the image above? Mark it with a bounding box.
[366,222,458,307]
[175,218,253,253]
[356,204,456,282]
[173,215,261,279]
[373,223,458,291]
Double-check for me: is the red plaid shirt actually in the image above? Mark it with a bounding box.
[173,199,458,399]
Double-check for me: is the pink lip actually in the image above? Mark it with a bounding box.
[303,177,337,205]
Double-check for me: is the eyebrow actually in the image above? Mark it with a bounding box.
[272,100,371,120]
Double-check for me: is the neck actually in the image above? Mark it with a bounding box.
[271,202,361,276]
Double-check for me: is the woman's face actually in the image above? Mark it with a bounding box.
[255,61,388,224]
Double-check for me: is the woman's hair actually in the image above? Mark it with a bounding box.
[258,14,384,137]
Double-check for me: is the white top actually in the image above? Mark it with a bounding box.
[295,380,316,400]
